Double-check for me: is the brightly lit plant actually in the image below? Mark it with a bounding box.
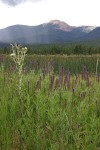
[96,58,99,75]
[10,43,28,94]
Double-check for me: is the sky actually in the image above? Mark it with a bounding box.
[0,0,100,29]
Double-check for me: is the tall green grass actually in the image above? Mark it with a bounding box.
[1,54,100,73]
[0,60,100,150]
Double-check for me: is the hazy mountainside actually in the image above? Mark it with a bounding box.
[0,42,9,48]
[81,27,100,39]
[0,20,98,44]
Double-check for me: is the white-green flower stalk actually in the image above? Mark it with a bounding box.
[10,44,28,94]
[96,58,99,75]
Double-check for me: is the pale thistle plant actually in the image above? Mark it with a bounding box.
[96,58,99,75]
[10,44,28,94]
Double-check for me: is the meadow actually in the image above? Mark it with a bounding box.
[0,54,100,150]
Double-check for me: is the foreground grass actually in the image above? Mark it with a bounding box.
[0,66,100,150]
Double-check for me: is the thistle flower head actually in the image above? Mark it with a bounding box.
[24,47,27,50]
[10,53,16,57]
[22,47,28,53]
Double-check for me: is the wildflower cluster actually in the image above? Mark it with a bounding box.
[10,44,27,69]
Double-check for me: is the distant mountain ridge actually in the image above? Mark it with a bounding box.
[0,20,98,44]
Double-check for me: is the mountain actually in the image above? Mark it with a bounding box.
[0,42,9,48]
[81,27,100,40]
[0,20,97,44]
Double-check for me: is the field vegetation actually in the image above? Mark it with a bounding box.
[0,48,100,149]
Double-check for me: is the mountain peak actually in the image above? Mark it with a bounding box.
[77,26,96,33]
[46,20,72,31]
[49,20,68,24]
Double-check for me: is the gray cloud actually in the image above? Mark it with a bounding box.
[0,0,44,6]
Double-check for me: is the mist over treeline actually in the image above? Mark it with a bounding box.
[0,41,100,55]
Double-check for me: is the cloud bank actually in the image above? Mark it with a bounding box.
[0,0,44,6]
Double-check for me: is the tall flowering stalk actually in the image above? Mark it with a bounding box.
[96,58,99,75]
[10,44,28,94]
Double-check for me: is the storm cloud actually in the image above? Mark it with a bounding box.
[0,0,44,6]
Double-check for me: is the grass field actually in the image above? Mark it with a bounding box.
[0,54,100,150]
[1,54,100,73]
